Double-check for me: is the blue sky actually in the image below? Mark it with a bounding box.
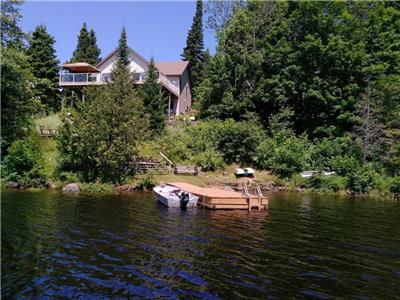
[20,1,217,63]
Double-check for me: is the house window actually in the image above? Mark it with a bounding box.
[133,72,145,82]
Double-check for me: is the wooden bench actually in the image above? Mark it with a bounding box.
[174,165,198,176]
[39,126,59,137]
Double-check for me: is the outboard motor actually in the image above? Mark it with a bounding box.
[179,192,190,210]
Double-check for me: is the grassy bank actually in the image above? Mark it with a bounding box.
[2,115,398,200]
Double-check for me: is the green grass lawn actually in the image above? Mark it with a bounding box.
[38,137,58,178]
[34,113,61,131]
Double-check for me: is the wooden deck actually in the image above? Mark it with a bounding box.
[167,182,268,210]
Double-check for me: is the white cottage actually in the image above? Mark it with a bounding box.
[59,47,192,116]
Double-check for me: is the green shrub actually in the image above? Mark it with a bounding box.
[194,148,225,171]
[307,175,348,192]
[331,155,361,176]
[216,119,265,165]
[136,174,156,191]
[79,182,115,193]
[158,126,192,164]
[348,164,378,194]
[389,177,400,199]
[3,138,47,187]
[57,171,80,183]
[256,134,312,178]
[311,135,356,171]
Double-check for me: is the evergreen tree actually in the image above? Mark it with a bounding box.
[28,25,60,112]
[115,27,129,68]
[71,23,101,65]
[140,57,166,135]
[88,29,101,65]
[182,0,205,91]
[58,28,148,182]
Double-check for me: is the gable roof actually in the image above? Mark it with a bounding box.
[96,47,149,69]
[155,61,189,76]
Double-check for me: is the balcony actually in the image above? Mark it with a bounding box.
[59,71,179,97]
[59,72,147,87]
[59,73,108,86]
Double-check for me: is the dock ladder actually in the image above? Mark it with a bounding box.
[243,185,262,211]
[256,185,263,210]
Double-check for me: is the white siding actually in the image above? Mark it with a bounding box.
[98,51,148,74]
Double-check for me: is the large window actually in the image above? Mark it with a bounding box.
[133,72,145,82]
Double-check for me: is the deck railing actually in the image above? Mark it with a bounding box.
[59,72,146,86]
[59,73,106,85]
[59,72,179,96]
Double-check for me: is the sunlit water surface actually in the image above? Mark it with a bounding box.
[2,190,400,299]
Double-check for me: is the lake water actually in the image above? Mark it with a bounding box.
[2,190,400,299]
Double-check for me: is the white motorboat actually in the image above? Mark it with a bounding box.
[153,184,199,208]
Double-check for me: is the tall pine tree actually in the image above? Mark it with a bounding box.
[71,23,101,65]
[88,29,101,65]
[28,25,60,112]
[115,27,130,68]
[140,57,166,135]
[182,0,205,91]
[58,27,148,182]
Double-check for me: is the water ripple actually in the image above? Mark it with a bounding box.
[2,190,400,299]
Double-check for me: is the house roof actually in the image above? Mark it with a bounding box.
[96,47,149,69]
[155,61,189,76]
[61,62,100,73]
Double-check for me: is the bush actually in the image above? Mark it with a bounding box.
[311,135,356,170]
[194,148,225,171]
[348,164,378,194]
[136,174,156,191]
[158,120,264,167]
[158,126,192,164]
[216,119,265,164]
[3,138,47,187]
[389,177,400,199]
[307,175,348,192]
[331,155,361,176]
[256,134,312,178]
[79,182,115,193]
[56,171,80,183]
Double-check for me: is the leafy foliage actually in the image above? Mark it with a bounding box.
[58,29,148,183]
[198,2,400,138]
[1,47,41,152]
[348,164,378,194]
[256,133,312,178]
[1,0,24,48]
[2,137,47,187]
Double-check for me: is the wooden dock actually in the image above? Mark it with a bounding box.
[167,182,268,210]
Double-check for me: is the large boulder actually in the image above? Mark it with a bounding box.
[7,181,21,189]
[62,183,80,194]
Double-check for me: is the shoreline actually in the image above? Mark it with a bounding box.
[3,172,395,200]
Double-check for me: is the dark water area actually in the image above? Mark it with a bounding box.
[2,190,400,299]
